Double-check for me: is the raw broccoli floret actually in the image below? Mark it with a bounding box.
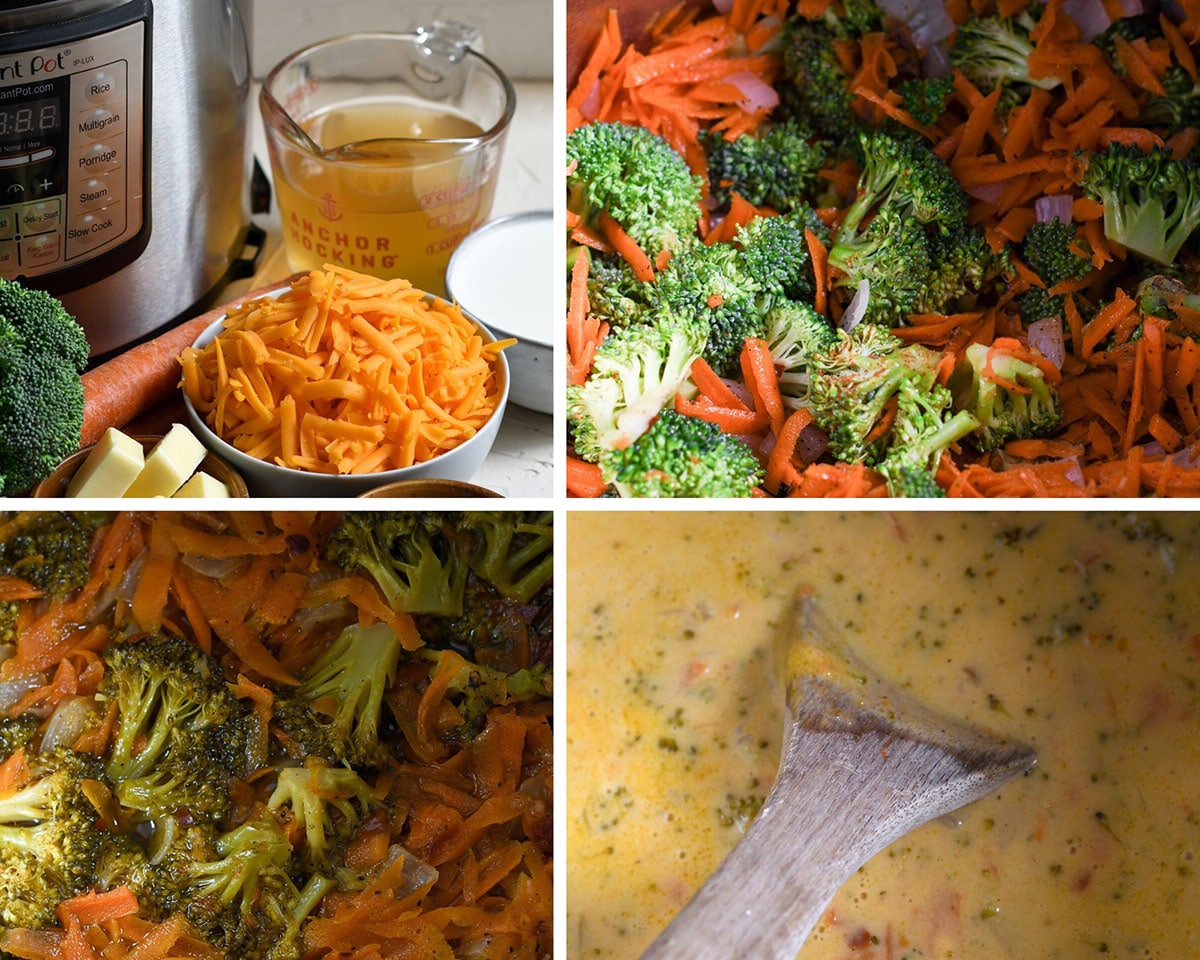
[896,75,955,125]
[839,130,967,238]
[273,621,403,769]
[1016,217,1093,322]
[806,324,942,464]
[765,301,838,405]
[324,512,470,617]
[267,758,376,871]
[876,378,981,498]
[0,280,90,495]
[817,0,885,38]
[567,121,703,258]
[0,748,104,928]
[828,207,932,325]
[1081,143,1200,265]
[602,407,764,498]
[736,208,827,308]
[781,17,859,139]
[460,511,554,603]
[703,120,827,213]
[918,224,1013,315]
[567,310,708,461]
[1139,65,1200,135]
[651,241,763,375]
[950,341,1064,450]
[585,253,652,330]
[949,9,1061,95]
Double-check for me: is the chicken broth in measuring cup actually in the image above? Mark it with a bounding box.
[567,511,1200,960]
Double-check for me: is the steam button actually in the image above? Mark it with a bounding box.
[77,176,118,214]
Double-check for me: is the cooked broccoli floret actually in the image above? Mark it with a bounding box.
[601,407,764,498]
[0,512,107,600]
[817,0,885,38]
[765,301,838,405]
[423,650,552,740]
[876,379,981,498]
[1081,143,1200,265]
[736,209,827,308]
[1094,13,1164,69]
[896,75,955,126]
[1016,217,1093,322]
[111,728,232,826]
[781,17,859,139]
[703,120,827,213]
[324,513,469,617]
[806,324,942,464]
[567,310,708,461]
[267,758,376,871]
[567,121,703,258]
[101,632,249,782]
[460,512,554,603]
[0,717,38,761]
[0,748,104,928]
[839,130,967,238]
[0,280,90,495]
[828,207,932,325]
[949,9,1061,95]
[273,621,403,769]
[950,341,1064,450]
[651,241,763,376]
[1139,65,1200,135]
[918,224,1013,315]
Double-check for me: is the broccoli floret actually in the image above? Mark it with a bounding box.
[0,717,38,761]
[949,9,1061,95]
[0,748,104,928]
[765,301,838,405]
[111,728,232,826]
[839,130,967,238]
[1081,143,1200,265]
[0,512,107,600]
[781,17,859,139]
[0,280,90,495]
[423,650,552,740]
[736,209,827,308]
[818,0,885,38]
[651,241,763,376]
[917,224,1013,315]
[567,121,703,258]
[950,341,1064,450]
[1094,13,1164,68]
[267,758,376,872]
[460,511,554,604]
[1016,216,1092,322]
[601,407,764,498]
[806,324,942,464]
[324,513,469,617]
[567,310,708,461]
[1139,65,1200,135]
[828,207,932,325]
[876,379,981,497]
[101,632,249,782]
[896,75,955,125]
[273,621,403,769]
[585,253,652,330]
[703,120,827,213]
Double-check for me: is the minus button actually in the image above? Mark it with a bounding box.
[30,147,54,162]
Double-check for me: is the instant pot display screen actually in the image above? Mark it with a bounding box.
[0,97,61,141]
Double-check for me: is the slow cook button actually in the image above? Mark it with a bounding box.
[21,233,60,268]
[76,107,123,142]
[76,176,119,214]
[74,139,122,177]
[66,208,124,259]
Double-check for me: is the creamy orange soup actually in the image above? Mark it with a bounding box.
[567,511,1200,960]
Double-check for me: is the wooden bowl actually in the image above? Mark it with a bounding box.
[357,478,503,498]
[33,435,249,498]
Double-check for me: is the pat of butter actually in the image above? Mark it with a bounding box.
[65,427,145,498]
[173,471,231,499]
[124,424,207,498]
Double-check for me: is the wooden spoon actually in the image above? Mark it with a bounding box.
[640,589,1037,960]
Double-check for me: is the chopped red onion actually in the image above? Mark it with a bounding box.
[841,279,870,331]
[728,71,779,114]
[722,377,755,409]
[909,5,955,49]
[922,41,953,78]
[712,0,734,11]
[1027,317,1066,370]
[1116,0,1144,16]
[1035,194,1075,225]
[965,181,1007,204]
[795,422,830,465]
[580,78,601,120]
[1062,0,1112,42]
[1056,457,1087,487]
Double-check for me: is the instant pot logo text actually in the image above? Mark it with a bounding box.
[0,50,69,81]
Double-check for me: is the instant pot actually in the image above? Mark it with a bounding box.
[0,0,263,356]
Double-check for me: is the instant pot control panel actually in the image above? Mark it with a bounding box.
[0,1,151,287]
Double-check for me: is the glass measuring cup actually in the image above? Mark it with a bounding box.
[259,24,515,295]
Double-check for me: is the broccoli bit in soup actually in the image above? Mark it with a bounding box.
[567,511,1200,960]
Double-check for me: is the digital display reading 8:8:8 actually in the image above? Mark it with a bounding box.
[0,98,61,140]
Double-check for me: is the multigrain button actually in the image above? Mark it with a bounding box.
[76,107,123,141]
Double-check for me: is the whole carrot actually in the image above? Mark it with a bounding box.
[78,277,300,448]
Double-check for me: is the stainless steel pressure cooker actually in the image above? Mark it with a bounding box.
[0,0,261,356]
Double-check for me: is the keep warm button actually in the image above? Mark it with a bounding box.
[66,208,126,259]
